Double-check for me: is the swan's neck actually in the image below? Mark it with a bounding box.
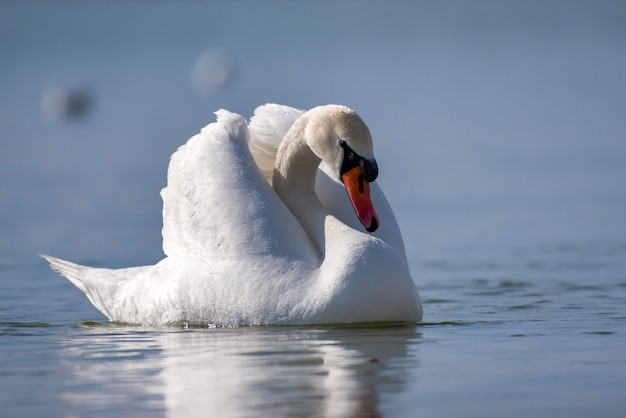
[272,120,327,258]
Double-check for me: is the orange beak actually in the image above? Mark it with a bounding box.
[341,166,379,233]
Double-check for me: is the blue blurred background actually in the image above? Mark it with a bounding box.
[2,0,625,268]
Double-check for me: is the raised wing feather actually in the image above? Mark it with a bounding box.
[248,104,305,182]
[160,110,316,263]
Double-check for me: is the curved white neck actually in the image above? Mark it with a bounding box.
[272,118,328,258]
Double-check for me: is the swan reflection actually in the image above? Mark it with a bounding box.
[61,325,420,417]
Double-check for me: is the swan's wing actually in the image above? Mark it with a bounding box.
[161,110,316,264]
[248,103,305,182]
[316,162,408,263]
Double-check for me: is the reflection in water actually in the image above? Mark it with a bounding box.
[60,325,420,417]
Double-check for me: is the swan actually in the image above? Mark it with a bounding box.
[42,104,422,326]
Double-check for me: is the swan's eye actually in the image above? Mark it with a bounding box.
[339,141,377,182]
[339,140,360,176]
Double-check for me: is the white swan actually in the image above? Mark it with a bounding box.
[42,104,422,326]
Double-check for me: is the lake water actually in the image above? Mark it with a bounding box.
[2,1,626,417]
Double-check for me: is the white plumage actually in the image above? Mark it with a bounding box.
[43,104,422,326]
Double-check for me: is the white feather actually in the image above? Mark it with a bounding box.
[248,103,305,182]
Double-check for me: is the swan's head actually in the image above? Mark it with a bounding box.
[305,105,380,233]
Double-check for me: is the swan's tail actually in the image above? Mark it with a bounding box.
[40,254,148,321]
[41,254,91,294]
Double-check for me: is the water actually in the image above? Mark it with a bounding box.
[2,1,626,416]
